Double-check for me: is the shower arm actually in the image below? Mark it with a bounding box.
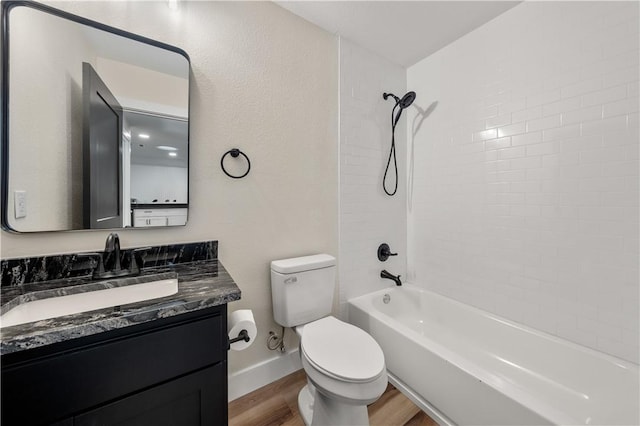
[383,92,401,103]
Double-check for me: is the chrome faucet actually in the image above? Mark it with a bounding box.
[380,270,402,286]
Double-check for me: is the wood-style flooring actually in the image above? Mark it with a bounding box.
[229,369,438,426]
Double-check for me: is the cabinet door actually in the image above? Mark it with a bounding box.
[134,217,149,227]
[134,217,168,227]
[147,217,168,227]
[167,214,187,226]
[75,362,227,426]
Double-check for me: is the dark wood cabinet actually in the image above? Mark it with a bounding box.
[74,363,226,426]
[1,305,228,426]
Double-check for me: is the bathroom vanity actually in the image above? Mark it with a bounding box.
[0,2,240,423]
[0,3,240,423]
[0,241,241,425]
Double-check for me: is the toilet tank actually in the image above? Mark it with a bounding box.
[271,254,336,327]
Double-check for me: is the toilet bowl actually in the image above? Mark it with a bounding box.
[270,254,387,425]
[296,316,387,426]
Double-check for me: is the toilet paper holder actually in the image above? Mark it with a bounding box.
[228,329,251,349]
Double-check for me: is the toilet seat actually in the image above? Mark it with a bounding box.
[300,316,385,383]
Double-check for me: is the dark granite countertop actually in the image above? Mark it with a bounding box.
[0,260,240,355]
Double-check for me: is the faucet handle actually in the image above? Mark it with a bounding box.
[377,243,398,261]
[76,253,106,278]
[104,233,122,272]
[129,247,152,275]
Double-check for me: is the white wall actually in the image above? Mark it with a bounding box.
[7,6,94,231]
[339,38,407,317]
[408,1,639,363]
[1,1,338,378]
[130,164,187,204]
[97,57,189,117]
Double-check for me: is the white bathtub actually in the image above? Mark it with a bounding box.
[348,284,639,426]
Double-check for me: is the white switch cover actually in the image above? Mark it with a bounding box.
[14,190,26,218]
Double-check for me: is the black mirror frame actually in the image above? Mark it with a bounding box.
[1,0,191,233]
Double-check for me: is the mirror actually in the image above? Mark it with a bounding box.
[1,1,190,232]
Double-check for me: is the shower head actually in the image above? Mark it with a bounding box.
[383,91,416,109]
[399,91,416,109]
[384,91,417,127]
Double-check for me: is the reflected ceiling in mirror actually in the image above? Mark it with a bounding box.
[1,1,190,232]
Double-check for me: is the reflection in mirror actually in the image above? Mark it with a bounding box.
[125,111,188,228]
[2,1,190,232]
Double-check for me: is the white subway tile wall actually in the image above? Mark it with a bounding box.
[407,2,639,363]
[339,38,407,317]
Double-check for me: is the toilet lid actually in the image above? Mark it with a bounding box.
[301,316,385,383]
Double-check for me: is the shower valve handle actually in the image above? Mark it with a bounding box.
[377,243,397,262]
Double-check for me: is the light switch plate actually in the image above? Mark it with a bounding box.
[14,190,26,218]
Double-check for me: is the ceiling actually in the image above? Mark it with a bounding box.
[126,111,188,168]
[276,1,520,67]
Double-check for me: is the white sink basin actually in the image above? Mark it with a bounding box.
[0,276,178,329]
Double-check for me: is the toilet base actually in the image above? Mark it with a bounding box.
[298,383,314,426]
[297,384,370,426]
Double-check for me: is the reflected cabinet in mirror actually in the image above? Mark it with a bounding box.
[1,1,190,232]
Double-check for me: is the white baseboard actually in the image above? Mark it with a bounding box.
[228,348,302,402]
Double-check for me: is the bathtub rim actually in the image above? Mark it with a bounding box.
[349,283,639,370]
[347,283,639,426]
[348,286,569,424]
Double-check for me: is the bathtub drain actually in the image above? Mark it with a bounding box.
[383,294,390,304]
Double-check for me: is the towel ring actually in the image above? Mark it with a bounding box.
[221,148,251,179]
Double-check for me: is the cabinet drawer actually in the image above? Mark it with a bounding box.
[133,208,187,218]
[75,362,227,426]
[2,307,226,425]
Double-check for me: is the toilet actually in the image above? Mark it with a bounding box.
[271,254,387,426]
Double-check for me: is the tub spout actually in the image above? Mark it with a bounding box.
[380,270,402,286]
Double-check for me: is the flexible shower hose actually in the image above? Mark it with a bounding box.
[383,102,400,196]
